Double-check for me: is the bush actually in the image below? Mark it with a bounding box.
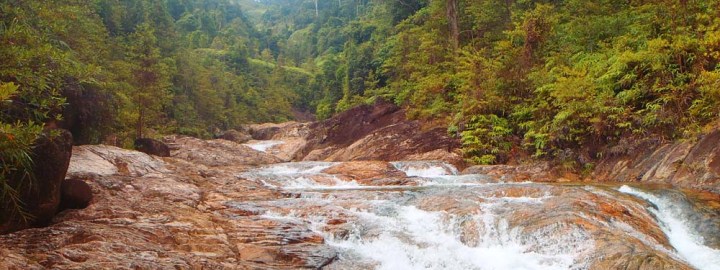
[0,82,44,223]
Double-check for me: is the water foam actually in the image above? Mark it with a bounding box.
[619,185,720,270]
[328,202,592,270]
[391,161,459,177]
[243,140,284,152]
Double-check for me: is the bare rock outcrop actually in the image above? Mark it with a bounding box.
[249,100,463,165]
[166,136,283,167]
[249,121,311,140]
[323,121,460,164]
[593,130,720,193]
[0,142,335,269]
[461,162,557,182]
[244,100,462,166]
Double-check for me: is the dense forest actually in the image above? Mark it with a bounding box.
[2,0,720,173]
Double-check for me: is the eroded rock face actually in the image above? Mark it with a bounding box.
[251,100,463,165]
[462,162,556,182]
[323,121,460,163]
[593,130,720,193]
[0,130,73,234]
[166,136,283,167]
[249,122,311,140]
[67,145,168,178]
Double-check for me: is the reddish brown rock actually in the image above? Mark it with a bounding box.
[249,122,310,140]
[0,143,335,269]
[298,100,461,164]
[461,162,555,182]
[592,130,720,193]
[166,136,283,167]
[322,161,409,185]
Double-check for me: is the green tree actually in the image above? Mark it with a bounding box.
[126,23,171,139]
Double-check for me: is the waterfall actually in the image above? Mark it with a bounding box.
[243,140,284,152]
[619,185,720,270]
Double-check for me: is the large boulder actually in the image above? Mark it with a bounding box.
[66,145,169,178]
[59,178,93,210]
[0,129,73,234]
[134,138,170,157]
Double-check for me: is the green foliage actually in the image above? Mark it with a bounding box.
[0,82,44,223]
[460,114,513,164]
[4,0,720,172]
[251,0,720,166]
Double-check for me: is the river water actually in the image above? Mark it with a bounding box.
[237,158,720,269]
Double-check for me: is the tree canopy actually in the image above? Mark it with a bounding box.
[2,0,720,169]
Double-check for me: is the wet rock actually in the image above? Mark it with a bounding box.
[218,129,252,144]
[322,161,408,185]
[324,121,459,163]
[461,162,555,182]
[59,178,92,210]
[302,146,338,161]
[1,129,73,234]
[134,138,170,157]
[250,101,463,164]
[258,137,308,162]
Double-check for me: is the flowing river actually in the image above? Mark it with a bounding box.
[236,159,720,270]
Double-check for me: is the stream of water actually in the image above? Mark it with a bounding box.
[238,158,720,269]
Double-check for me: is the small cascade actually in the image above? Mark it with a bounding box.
[326,201,592,270]
[243,140,284,152]
[235,161,719,269]
[238,162,361,189]
[391,161,459,177]
[619,185,720,270]
[391,160,494,186]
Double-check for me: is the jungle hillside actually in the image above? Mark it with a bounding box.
[2,0,720,166]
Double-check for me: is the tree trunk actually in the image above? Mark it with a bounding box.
[446,0,459,50]
[137,107,144,139]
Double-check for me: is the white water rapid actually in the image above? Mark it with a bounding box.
[238,161,720,269]
[619,185,720,270]
[243,140,284,152]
